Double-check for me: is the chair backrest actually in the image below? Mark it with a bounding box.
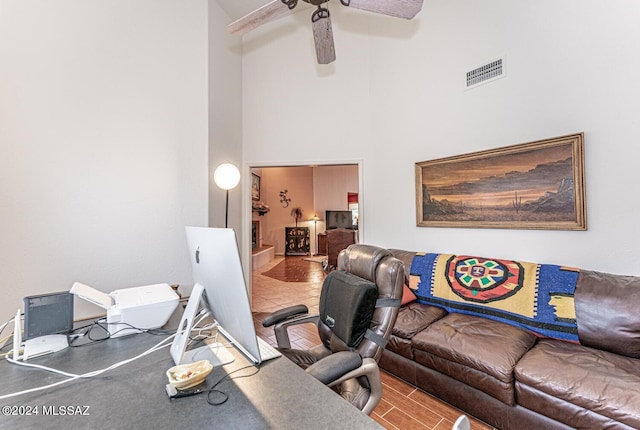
[316,244,404,361]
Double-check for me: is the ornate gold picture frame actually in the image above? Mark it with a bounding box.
[415,133,586,230]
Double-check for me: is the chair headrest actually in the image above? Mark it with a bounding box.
[338,244,392,282]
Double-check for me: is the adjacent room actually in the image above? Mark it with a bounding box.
[2,1,640,429]
[250,164,359,269]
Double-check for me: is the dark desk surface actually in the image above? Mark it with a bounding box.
[1,330,382,429]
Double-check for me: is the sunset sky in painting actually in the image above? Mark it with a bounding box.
[421,143,574,207]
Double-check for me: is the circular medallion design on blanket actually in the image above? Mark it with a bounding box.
[446,255,524,303]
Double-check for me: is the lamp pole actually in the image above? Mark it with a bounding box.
[213,163,240,229]
[225,189,230,228]
[311,215,320,255]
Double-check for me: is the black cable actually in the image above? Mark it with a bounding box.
[68,321,96,334]
[68,319,175,347]
[205,364,261,406]
[68,320,109,346]
[65,315,259,405]
[64,313,260,406]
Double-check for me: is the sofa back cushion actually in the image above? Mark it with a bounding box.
[575,270,640,359]
[389,249,416,287]
[409,252,580,342]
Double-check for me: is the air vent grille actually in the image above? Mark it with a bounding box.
[466,58,504,89]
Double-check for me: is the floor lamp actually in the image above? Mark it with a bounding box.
[213,163,240,228]
[311,215,320,255]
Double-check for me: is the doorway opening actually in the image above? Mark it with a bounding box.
[245,162,362,277]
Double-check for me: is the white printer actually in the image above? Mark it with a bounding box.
[70,282,179,337]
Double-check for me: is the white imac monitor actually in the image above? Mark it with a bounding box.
[170,227,266,366]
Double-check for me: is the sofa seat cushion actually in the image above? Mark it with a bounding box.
[411,312,537,405]
[392,302,447,339]
[515,339,640,429]
[387,334,414,359]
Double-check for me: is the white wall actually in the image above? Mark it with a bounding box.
[242,0,640,275]
[313,165,359,218]
[209,1,243,234]
[0,0,210,321]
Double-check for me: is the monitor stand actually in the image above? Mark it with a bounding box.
[170,283,234,366]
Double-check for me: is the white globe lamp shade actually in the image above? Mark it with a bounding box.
[213,163,240,190]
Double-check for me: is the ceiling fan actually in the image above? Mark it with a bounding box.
[228,0,424,65]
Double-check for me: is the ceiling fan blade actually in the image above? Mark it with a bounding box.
[228,0,297,36]
[311,7,336,65]
[341,0,424,19]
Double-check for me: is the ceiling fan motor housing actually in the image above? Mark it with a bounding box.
[282,0,298,9]
[303,0,331,6]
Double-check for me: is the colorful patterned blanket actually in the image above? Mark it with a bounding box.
[410,253,579,341]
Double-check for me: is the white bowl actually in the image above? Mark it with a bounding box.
[166,359,213,390]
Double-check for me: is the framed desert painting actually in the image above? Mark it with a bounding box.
[415,133,586,230]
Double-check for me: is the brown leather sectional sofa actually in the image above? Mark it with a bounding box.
[379,249,640,430]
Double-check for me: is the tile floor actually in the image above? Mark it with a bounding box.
[251,256,493,430]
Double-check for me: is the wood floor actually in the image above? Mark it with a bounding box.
[251,256,494,430]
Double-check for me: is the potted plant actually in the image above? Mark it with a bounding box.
[290,207,303,227]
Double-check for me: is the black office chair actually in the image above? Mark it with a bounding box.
[262,244,404,415]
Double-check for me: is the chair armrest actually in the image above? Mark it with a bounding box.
[305,351,363,385]
[311,356,382,416]
[325,357,379,388]
[262,304,309,327]
[273,314,319,349]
